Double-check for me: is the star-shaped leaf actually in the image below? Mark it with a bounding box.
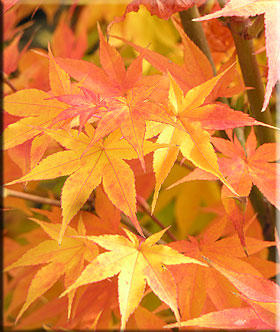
[6,126,162,242]
[60,227,206,330]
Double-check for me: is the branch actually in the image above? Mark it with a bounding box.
[217,0,274,144]
[3,73,18,93]
[4,188,60,206]
[4,188,158,241]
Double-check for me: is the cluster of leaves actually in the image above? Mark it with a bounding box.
[3,0,280,330]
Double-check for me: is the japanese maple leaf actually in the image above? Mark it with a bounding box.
[90,78,173,171]
[168,214,276,322]
[150,68,266,212]
[4,216,98,323]
[55,24,144,97]
[169,129,280,208]
[50,87,109,133]
[113,17,243,97]
[6,126,161,242]
[3,47,75,170]
[4,32,31,75]
[60,228,206,330]
[196,0,280,111]
[213,129,280,209]
[166,307,273,329]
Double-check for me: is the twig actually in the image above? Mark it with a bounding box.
[4,188,61,206]
[3,73,18,93]
[136,195,177,241]
[4,188,156,240]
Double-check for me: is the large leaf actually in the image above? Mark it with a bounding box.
[151,68,263,212]
[6,126,162,241]
[60,228,205,330]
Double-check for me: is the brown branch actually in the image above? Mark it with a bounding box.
[4,188,61,206]
[3,73,18,93]
[4,188,156,241]
[217,0,274,144]
[137,195,177,241]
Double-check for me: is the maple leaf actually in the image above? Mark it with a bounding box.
[168,214,275,321]
[6,126,162,242]
[4,216,98,323]
[165,307,273,329]
[195,0,280,112]
[212,129,280,209]
[4,32,31,75]
[60,227,206,330]
[3,46,75,171]
[3,89,68,149]
[113,17,242,97]
[150,67,266,212]
[169,129,279,249]
[90,78,173,171]
[52,25,173,170]
[55,24,144,97]
[49,87,109,133]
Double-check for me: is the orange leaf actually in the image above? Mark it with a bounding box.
[204,257,280,303]
[60,228,205,330]
[5,217,98,323]
[166,307,273,329]
[6,127,163,241]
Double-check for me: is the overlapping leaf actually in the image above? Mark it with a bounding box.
[55,24,144,97]
[60,228,206,330]
[53,25,173,169]
[5,216,98,323]
[6,126,162,241]
[150,68,265,212]
[168,214,276,322]
[3,48,75,170]
[166,307,273,329]
[211,129,280,209]
[113,17,243,98]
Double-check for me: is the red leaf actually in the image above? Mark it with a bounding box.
[166,307,272,329]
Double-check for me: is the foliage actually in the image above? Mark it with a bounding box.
[3,0,279,330]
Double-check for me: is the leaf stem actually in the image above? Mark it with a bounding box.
[137,195,177,241]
